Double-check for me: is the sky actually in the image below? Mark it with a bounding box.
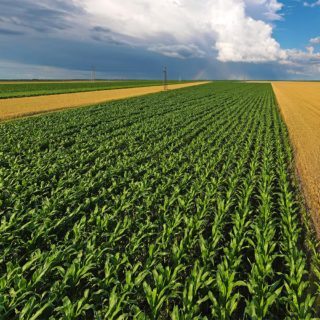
[0,0,319,80]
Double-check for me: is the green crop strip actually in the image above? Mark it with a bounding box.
[0,82,319,319]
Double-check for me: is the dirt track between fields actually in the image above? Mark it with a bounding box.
[244,81,271,83]
[0,82,209,121]
[272,82,320,238]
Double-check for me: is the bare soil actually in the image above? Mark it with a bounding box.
[272,82,320,237]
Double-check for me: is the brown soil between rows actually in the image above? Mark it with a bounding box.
[272,82,320,238]
[0,82,209,121]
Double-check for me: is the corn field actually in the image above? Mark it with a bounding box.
[0,82,319,319]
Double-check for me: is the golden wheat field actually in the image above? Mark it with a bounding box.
[272,82,320,237]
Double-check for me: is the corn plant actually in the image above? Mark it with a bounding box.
[0,82,319,319]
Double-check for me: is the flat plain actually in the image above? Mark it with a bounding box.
[0,82,208,121]
[0,80,186,99]
[272,81,320,237]
[1,82,319,319]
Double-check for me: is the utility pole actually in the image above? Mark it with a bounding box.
[91,65,96,82]
[163,66,168,91]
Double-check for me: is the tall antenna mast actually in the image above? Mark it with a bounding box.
[163,66,168,91]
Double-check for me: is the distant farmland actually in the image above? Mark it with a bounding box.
[0,80,186,99]
[0,82,208,121]
[1,82,320,319]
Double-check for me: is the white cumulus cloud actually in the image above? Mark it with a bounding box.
[281,45,320,78]
[77,0,285,63]
[209,0,286,62]
[303,1,320,7]
[245,0,284,20]
[310,36,320,44]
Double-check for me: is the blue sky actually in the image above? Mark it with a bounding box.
[0,0,319,80]
[274,0,319,49]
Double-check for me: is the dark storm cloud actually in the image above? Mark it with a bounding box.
[0,27,24,35]
[0,0,84,33]
[91,35,124,45]
[0,36,159,76]
[92,26,111,33]
[91,26,125,45]
[0,33,293,80]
